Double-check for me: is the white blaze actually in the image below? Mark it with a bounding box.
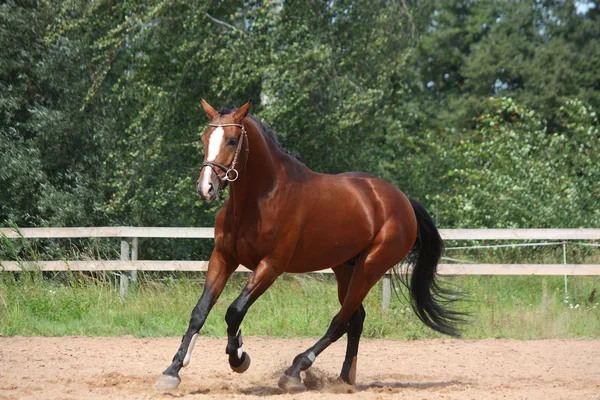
[201,126,224,197]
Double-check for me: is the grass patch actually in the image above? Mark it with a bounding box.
[1,271,599,339]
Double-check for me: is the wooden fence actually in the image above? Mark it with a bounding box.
[2,227,600,309]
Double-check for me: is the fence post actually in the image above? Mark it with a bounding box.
[130,237,138,286]
[382,273,391,311]
[563,241,568,297]
[120,239,130,296]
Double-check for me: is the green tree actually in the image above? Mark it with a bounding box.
[2,0,598,240]
[0,1,108,227]
[409,0,600,131]
[260,0,422,175]
[51,1,269,231]
[433,97,599,228]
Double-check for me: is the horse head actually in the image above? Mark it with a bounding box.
[197,99,251,201]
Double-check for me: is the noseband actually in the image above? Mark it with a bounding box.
[201,123,249,187]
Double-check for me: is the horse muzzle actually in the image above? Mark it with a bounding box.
[197,167,225,202]
[197,181,217,202]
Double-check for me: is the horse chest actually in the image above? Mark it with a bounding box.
[230,225,278,269]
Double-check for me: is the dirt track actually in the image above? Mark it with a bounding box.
[1,336,599,399]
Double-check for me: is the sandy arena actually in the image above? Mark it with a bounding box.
[0,336,598,399]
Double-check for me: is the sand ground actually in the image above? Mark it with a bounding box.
[1,336,599,399]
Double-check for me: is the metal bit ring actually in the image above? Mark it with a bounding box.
[225,169,239,182]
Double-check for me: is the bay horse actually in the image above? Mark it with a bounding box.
[155,100,462,390]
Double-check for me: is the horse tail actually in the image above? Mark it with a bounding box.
[397,198,464,337]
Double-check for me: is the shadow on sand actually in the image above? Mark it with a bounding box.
[240,368,461,397]
[161,368,463,398]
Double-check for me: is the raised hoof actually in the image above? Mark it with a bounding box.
[277,373,304,392]
[230,352,251,373]
[155,374,181,390]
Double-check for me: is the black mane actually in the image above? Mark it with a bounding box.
[218,107,302,161]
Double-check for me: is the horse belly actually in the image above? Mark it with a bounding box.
[285,209,373,273]
[286,246,365,273]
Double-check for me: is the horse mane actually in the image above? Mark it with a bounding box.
[218,107,302,162]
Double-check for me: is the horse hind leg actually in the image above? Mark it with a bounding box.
[340,305,365,384]
[278,262,387,389]
[278,230,406,390]
[333,264,366,385]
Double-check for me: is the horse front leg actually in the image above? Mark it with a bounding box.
[224,261,280,373]
[156,251,236,389]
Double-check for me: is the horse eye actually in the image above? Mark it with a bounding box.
[226,137,238,147]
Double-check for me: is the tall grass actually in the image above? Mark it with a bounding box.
[2,232,598,339]
[1,271,598,339]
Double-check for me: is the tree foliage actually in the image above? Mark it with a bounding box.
[409,0,600,132]
[432,97,599,228]
[1,0,598,253]
[0,1,108,227]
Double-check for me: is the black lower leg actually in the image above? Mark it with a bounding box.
[284,314,350,380]
[340,305,366,383]
[162,289,215,378]
[225,288,253,369]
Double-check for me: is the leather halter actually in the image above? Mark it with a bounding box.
[201,123,248,186]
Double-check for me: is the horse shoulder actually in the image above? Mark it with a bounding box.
[213,202,236,253]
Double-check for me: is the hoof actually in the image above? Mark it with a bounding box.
[277,373,304,392]
[155,374,181,390]
[338,375,354,385]
[231,352,251,373]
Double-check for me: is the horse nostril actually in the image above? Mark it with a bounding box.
[207,182,215,197]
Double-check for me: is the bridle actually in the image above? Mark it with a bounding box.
[200,123,249,187]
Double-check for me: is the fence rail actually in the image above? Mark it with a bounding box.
[2,260,600,276]
[2,227,599,309]
[0,226,215,239]
[3,227,600,240]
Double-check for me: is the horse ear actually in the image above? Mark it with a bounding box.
[233,100,252,122]
[201,98,218,120]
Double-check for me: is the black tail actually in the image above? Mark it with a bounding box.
[396,198,464,337]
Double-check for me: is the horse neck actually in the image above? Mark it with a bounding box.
[228,119,283,210]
